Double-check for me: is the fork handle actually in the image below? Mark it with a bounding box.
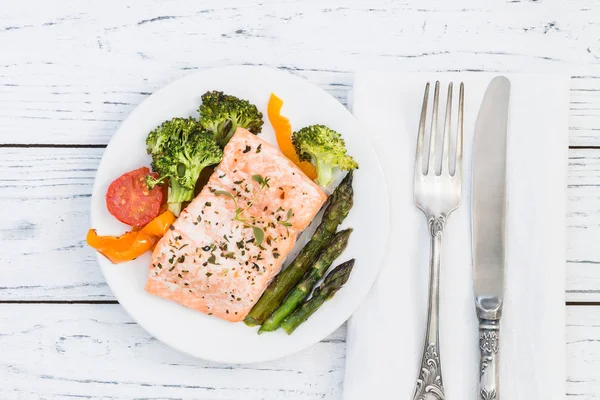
[478,319,499,400]
[412,216,445,400]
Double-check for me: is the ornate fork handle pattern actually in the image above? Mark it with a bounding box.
[413,215,446,400]
[413,342,445,400]
[429,215,445,237]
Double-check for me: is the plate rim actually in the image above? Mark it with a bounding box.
[91,65,391,363]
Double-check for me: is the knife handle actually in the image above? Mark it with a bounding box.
[478,318,499,400]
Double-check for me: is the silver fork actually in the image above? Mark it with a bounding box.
[412,81,464,400]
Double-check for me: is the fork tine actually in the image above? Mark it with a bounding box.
[427,81,440,175]
[454,82,465,177]
[415,82,430,175]
[441,82,453,175]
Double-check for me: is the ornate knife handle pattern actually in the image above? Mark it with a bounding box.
[478,319,499,400]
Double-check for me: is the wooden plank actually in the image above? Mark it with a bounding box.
[1,147,599,301]
[567,150,600,301]
[0,303,593,398]
[0,304,346,399]
[1,0,600,145]
[571,77,600,147]
[567,306,600,398]
[0,148,111,299]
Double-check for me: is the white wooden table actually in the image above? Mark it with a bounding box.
[1,1,599,398]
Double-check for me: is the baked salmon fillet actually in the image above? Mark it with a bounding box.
[145,128,328,322]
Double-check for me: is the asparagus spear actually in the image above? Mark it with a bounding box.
[259,229,353,333]
[281,259,355,334]
[244,172,354,326]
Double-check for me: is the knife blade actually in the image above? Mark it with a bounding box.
[472,76,510,400]
[472,76,510,311]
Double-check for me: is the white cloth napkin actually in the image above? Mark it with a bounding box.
[344,73,568,400]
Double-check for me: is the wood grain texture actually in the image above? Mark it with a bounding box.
[1,147,598,301]
[0,148,110,299]
[0,304,345,399]
[1,1,599,398]
[0,303,595,399]
[567,150,600,301]
[1,0,600,145]
[567,306,600,399]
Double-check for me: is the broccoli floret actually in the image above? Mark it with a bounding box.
[198,91,264,147]
[292,124,358,187]
[146,117,223,216]
[146,117,194,156]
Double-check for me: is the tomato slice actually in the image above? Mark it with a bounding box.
[106,167,163,227]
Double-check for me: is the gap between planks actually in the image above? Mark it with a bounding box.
[567,301,600,307]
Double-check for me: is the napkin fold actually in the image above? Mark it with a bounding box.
[344,73,568,400]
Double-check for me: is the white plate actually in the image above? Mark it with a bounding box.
[91,65,390,364]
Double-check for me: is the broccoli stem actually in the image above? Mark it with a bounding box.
[315,159,334,187]
[167,180,193,216]
[167,202,182,216]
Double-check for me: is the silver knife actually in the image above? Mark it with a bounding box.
[472,76,510,400]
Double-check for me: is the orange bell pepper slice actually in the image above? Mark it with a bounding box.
[143,210,176,236]
[267,93,317,180]
[87,211,176,264]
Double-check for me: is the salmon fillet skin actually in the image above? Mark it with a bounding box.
[145,128,328,322]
